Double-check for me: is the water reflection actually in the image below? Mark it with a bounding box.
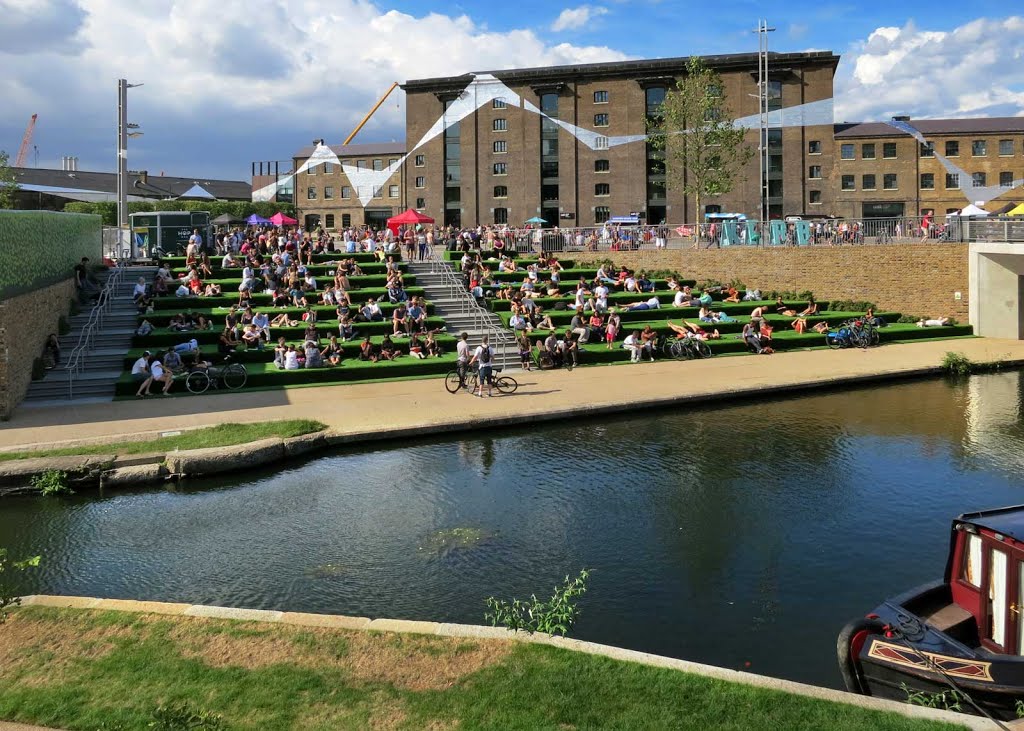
[2,372,1024,688]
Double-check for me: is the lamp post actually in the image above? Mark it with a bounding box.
[752,20,775,226]
[116,79,143,239]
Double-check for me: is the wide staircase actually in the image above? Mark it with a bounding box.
[406,258,520,370]
[22,266,156,406]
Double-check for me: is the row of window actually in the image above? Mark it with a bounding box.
[492,114,609,131]
[490,90,609,111]
[836,171,1017,191]
[306,185,400,200]
[309,158,400,174]
[835,139,1019,160]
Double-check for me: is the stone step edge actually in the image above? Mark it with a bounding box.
[12,594,987,730]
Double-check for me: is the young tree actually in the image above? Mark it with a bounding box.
[647,57,754,224]
[0,150,19,210]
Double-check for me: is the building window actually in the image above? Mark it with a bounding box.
[414,155,425,167]
[841,174,855,190]
[493,98,506,109]
[595,159,610,173]
[542,184,559,202]
[308,163,316,175]
[945,141,959,157]
[808,165,822,179]
[840,144,854,160]
[388,185,399,198]
[493,118,507,131]
[862,174,876,190]
[972,140,987,157]
[920,142,935,157]
[999,139,1014,156]
[341,186,351,198]
[493,140,507,154]
[594,113,609,127]
[862,143,875,159]
[595,206,610,223]
[415,198,424,208]
[307,186,317,200]
[494,185,508,198]
[325,214,335,228]
[493,163,507,175]
[324,186,334,199]
[882,142,897,159]
[323,162,333,174]
[356,160,367,169]
[415,176,425,188]
[494,207,508,224]
[372,159,383,171]
[945,173,960,189]
[972,172,987,188]
[341,214,351,228]
[594,90,608,104]
[595,183,610,196]
[1000,171,1014,187]
[389,158,398,168]
[595,136,609,150]
[808,140,822,154]
[883,173,897,189]
[809,190,822,204]
[920,173,935,190]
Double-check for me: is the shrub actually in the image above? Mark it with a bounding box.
[901,683,965,712]
[150,703,226,730]
[485,569,590,636]
[942,351,973,376]
[31,469,72,496]
[897,314,920,324]
[0,549,41,623]
[797,290,815,301]
[696,279,722,291]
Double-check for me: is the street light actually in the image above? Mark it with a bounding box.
[116,79,144,242]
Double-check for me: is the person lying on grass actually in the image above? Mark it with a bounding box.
[668,320,720,340]
[625,296,661,312]
[791,318,829,335]
[917,317,950,327]
[270,312,299,329]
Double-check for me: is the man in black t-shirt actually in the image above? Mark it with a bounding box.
[74,257,99,302]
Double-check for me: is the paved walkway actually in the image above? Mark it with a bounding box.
[2,338,1024,453]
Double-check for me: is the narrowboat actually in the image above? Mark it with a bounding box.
[838,505,1024,721]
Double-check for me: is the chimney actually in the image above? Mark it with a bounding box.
[892,115,910,122]
[139,170,148,185]
[72,157,78,171]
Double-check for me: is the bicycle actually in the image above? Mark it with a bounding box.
[185,357,248,394]
[660,334,712,360]
[444,364,518,395]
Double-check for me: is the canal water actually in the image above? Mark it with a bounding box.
[3,372,1024,689]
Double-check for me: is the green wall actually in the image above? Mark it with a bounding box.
[0,211,102,300]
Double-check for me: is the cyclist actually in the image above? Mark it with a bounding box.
[456,332,471,385]
[468,335,495,397]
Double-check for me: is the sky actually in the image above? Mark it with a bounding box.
[2,0,1023,182]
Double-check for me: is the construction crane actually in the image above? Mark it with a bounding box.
[342,83,399,146]
[15,114,38,167]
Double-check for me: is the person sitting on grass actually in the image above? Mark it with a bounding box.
[425,331,443,357]
[303,322,319,346]
[723,286,741,303]
[775,297,798,317]
[202,282,222,297]
[319,335,342,366]
[131,351,150,387]
[283,344,300,370]
[304,339,324,368]
[622,330,643,363]
[242,324,263,350]
[588,311,606,342]
[407,298,427,332]
[509,311,531,333]
[358,336,378,362]
[640,326,657,360]
[637,272,655,293]
[742,321,774,354]
[532,307,556,331]
[359,298,384,322]
[135,318,154,337]
[379,334,399,361]
[543,332,563,369]
[798,298,819,317]
[136,355,172,397]
[917,316,950,327]
[273,337,288,369]
[392,302,411,336]
[218,326,240,355]
[162,347,184,375]
[865,307,887,328]
[409,334,427,359]
[668,319,720,340]
[563,332,580,370]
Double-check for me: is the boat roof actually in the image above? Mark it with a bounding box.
[958,505,1024,542]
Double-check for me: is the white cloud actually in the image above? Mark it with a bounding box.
[0,0,631,177]
[551,5,609,32]
[836,17,1024,122]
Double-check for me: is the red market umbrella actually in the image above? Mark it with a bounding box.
[270,212,298,226]
[386,208,435,235]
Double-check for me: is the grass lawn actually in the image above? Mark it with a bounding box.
[0,420,326,462]
[0,606,966,731]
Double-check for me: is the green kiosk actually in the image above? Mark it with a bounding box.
[130,211,211,259]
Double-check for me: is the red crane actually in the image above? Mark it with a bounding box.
[14,114,38,167]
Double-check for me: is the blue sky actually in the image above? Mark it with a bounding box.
[2,1,1022,181]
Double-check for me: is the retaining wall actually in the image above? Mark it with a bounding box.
[570,243,969,321]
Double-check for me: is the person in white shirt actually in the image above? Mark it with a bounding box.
[137,357,172,397]
[132,277,147,303]
[455,332,471,383]
[468,335,496,397]
[131,352,150,387]
[622,331,643,363]
[221,252,238,268]
[673,289,688,307]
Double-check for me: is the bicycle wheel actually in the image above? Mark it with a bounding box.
[868,328,880,347]
[444,370,463,394]
[186,370,210,394]
[692,339,712,358]
[662,340,677,358]
[222,363,248,389]
[826,332,844,349]
[669,341,689,360]
[494,376,518,395]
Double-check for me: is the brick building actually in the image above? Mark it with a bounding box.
[399,51,840,228]
[292,141,406,231]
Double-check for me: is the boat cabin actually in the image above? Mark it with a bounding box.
[947,505,1024,655]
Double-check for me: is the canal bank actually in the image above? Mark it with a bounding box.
[2,338,1024,457]
[0,596,983,730]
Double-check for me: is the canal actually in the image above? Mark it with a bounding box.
[3,371,1024,689]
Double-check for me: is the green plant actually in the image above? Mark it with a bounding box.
[730,278,747,291]
[897,314,920,324]
[942,351,973,376]
[150,703,226,730]
[30,357,46,381]
[900,683,965,712]
[31,469,72,496]
[696,279,722,291]
[0,548,41,623]
[1015,698,1024,718]
[485,568,590,636]
[797,290,815,301]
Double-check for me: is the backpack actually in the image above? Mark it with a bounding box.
[480,346,491,364]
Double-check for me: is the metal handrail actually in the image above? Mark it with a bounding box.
[65,260,127,399]
[431,253,515,365]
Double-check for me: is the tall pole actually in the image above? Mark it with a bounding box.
[755,21,775,225]
[117,78,128,231]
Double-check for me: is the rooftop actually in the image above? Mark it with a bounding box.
[11,167,252,201]
[959,505,1024,544]
[835,117,1024,138]
[402,50,840,92]
[292,141,407,161]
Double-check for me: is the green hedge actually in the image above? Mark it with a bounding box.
[0,211,102,298]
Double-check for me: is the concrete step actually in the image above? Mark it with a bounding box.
[34,368,122,383]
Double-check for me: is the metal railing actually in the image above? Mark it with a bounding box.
[65,260,127,399]
[963,218,1024,243]
[431,251,514,365]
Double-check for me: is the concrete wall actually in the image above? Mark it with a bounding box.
[968,243,1024,338]
[0,278,76,419]
[571,243,968,320]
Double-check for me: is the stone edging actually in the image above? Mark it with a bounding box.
[16,594,987,730]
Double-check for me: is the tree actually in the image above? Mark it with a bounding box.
[647,57,754,223]
[0,150,19,210]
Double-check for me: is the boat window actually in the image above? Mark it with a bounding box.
[962,533,982,587]
[988,547,1007,647]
